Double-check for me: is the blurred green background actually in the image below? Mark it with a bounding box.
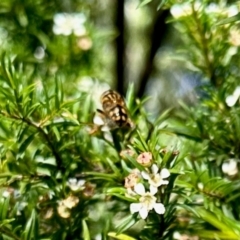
[0,0,240,239]
[0,0,200,116]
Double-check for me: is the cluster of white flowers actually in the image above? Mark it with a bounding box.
[53,12,86,36]
[170,2,202,19]
[170,2,238,19]
[124,152,170,220]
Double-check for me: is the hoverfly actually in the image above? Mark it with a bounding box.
[93,90,134,131]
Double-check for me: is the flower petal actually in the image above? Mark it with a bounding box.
[233,86,240,98]
[149,174,161,186]
[150,185,158,195]
[93,114,105,125]
[130,203,141,214]
[154,203,165,214]
[141,171,150,180]
[222,159,238,176]
[139,207,148,219]
[226,95,238,107]
[160,179,169,185]
[151,164,159,174]
[134,183,145,195]
[160,168,170,178]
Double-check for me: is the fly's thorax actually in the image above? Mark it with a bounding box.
[95,89,134,130]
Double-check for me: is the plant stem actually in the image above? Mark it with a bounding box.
[191,2,216,86]
[0,226,21,240]
[0,111,64,173]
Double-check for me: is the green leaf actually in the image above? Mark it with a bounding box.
[0,87,14,102]
[154,108,172,126]
[60,78,64,103]
[216,13,240,25]
[125,155,145,172]
[157,0,167,10]
[1,218,15,226]
[106,192,136,202]
[19,133,36,155]
[194,230,239,239]
[82,219,91,240]
[43,85,50,114]
[26,103,41,118]
[61,99,81,108]
[0,196,10,221]
[17,125,30,143]
[137,0,152,8]
[105,187,127,195]
[134,130,149,151]
[106,157,120,174]
[0,173,12,178]
[179,204,201,218]
[84,172,118,181]
[2,58,16,90]
[196,207,239,235]
[125,83,135,111]
[115,214,137,234]
[54,77,60,110]
[82,93,93,121]
[175,179,195,189]
[23,209,39,240]
[59,141,75,151]
[108,232,136,240]
[52,126,60,142]
[166,127,201,141]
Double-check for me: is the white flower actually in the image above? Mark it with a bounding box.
[170,3,192,18]
[130,183,165,219]
[173,232,199,240]
[226,86,240,107]
[2,190,10,198]
[142,164,170,195]
[53,13,86,36]
[222,159,238,176]
[205,3,221,14]
[62,195,79,209]
[68,178,85,191]
[170,2,201,19]
[77,78,110,108]
[227,5,239,17]
[197,182,204,190]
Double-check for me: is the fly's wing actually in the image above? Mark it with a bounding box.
[94,109,119,131]
[94,89,135,131]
